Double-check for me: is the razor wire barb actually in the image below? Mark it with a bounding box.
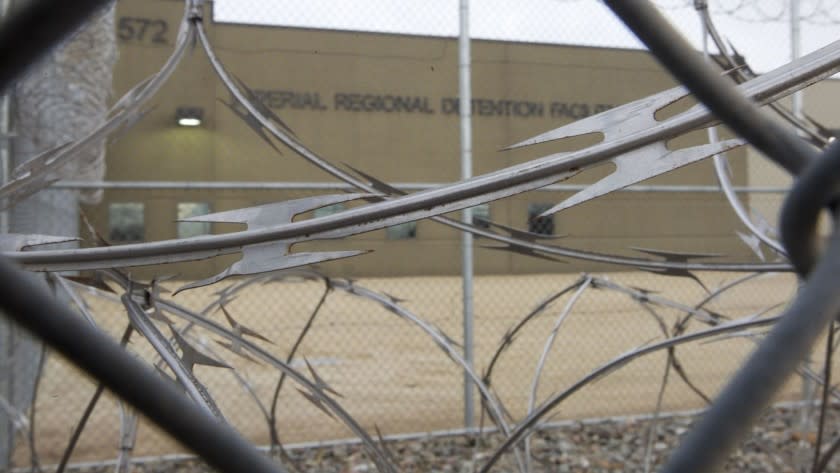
[1,0,840,472]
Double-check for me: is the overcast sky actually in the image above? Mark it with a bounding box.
[213,0,840,73]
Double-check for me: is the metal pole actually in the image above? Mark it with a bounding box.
[49,180,792,193]
[0,0,11,233]
[0,1,12,466]
[458,0,474,429]
[791,0,803,123]
[789,0,814,436]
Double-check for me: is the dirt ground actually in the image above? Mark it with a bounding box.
[12,270,824,466]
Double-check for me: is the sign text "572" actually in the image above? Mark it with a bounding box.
[118,17,169,45]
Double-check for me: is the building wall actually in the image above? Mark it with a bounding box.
[87,0,754,279]
[745,79,840,238]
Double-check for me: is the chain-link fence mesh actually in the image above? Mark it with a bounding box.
[4,0,840,469]
[5,190,810,467]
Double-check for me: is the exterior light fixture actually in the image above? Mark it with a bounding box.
[176,106,203,127]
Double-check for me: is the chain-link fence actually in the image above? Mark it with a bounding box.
[3,0,839,469]
[4,189,809,468]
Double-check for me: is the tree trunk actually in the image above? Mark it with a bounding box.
[0,2,117,468]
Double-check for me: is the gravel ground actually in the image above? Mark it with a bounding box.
[71,405,840,473]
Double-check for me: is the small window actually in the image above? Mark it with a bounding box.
[528,203,554,236]
[109,203,144,243]
[313,203,345,218]
[178,202,212,239]
[387,222,417,240]
[470,204,491,229]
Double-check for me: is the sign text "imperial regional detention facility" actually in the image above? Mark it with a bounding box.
[253,89,613,120]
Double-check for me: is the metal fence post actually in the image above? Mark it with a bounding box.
[0,0,10,234]
[1,2,14,467]
[789,0,815,435]
[459,0,474,429]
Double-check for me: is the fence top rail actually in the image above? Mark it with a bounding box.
[52,180,790,194]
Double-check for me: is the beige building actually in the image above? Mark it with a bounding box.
[87,0,833,279]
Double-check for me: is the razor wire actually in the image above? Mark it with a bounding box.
[213,0,840,73]
[8,26,838,275]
